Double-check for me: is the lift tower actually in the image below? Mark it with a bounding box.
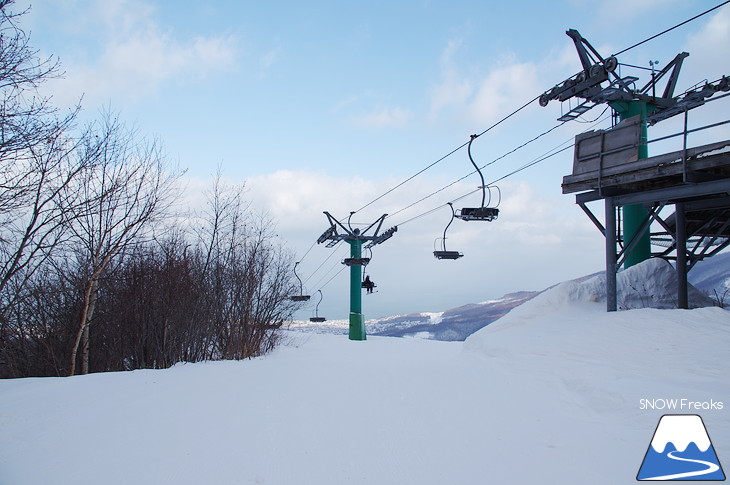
[317,212,397,340]
[544,28,730,311]
[540,29,691,268]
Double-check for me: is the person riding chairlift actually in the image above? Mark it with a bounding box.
[363,275,375,294]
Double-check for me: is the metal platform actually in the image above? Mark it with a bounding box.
[562,114,730,195]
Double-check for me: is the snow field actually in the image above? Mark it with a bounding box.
[1,260,728,484]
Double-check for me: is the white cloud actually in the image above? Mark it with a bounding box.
[683,5,730,84]
[428,38,473,121]
[428,40,543,126]
[467,61,542,125]
[47,0,238,106]
[352,107,414,129]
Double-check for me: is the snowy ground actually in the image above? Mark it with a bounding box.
[1,260,728,484]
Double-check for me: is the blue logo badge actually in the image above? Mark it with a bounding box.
[637,414,725,481]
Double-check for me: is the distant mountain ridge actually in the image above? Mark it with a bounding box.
[288,252,729,341]
[370,291,539,340]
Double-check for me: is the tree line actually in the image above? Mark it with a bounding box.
[0,0,300,377]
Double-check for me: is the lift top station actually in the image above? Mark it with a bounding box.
[541,28,730,311]
[317,212,397,340]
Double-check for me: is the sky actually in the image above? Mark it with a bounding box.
[15,0,730,319]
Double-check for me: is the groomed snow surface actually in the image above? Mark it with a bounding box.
[1,259,728,484]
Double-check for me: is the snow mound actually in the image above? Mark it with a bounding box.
[485,258,713,321]
[464,258,723,357]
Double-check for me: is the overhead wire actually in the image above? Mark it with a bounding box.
[317,265,348,291]
[612,0,730,57]
[386,119,571,221]
[303,240,345,287]
[352,94,541,215]
[391,113,612,228]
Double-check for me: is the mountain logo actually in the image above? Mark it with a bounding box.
[637,414,725,481]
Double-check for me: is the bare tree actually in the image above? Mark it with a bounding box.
[195,175,299,360]
[67,113,180,375]
[0,1,88,321]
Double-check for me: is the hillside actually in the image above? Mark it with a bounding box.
[1,258,728,484]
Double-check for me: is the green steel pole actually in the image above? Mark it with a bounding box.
[610,99,651,268]
[348,239,366,341]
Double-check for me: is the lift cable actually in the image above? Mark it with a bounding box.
[351,94,541,215]
[391,140,577,228]
[386,119,573,221]
[303,240,346,287]
[298,239,318,265]
[612,1,730,57]
[317,264,348,292]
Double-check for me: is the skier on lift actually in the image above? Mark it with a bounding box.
[363,275,375,294]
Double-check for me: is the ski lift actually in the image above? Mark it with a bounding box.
[360,248,377,292]
[434,203,464,260]
[309,290,326,322]
[455,135,501,222]
[289,262,311,302]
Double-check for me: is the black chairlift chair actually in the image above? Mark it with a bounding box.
[434,203,464,260]
[309,290,326,323]
[342,257,371,266]
[289,262,311,302]
[455,135,501,222]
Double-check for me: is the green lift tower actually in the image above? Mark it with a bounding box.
[317,212,397,340]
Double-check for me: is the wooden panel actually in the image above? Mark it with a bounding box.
[572,115,641,176]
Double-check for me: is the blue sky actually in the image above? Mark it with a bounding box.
[17,0,730,319]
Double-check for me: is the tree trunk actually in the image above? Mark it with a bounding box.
[69,275,99,376]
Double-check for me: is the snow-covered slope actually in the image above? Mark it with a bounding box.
[0,259,728,485]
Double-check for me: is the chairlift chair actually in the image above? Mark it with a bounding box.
[289,262,311,302]
[454,135,501,222]
[433,203,464,260]
[342,257,371,266]
[309,290,326,322]
[359,248,377,292]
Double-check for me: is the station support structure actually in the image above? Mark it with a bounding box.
[610,100,651,268]
[317,212,397,340]
[541,28,729,311]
